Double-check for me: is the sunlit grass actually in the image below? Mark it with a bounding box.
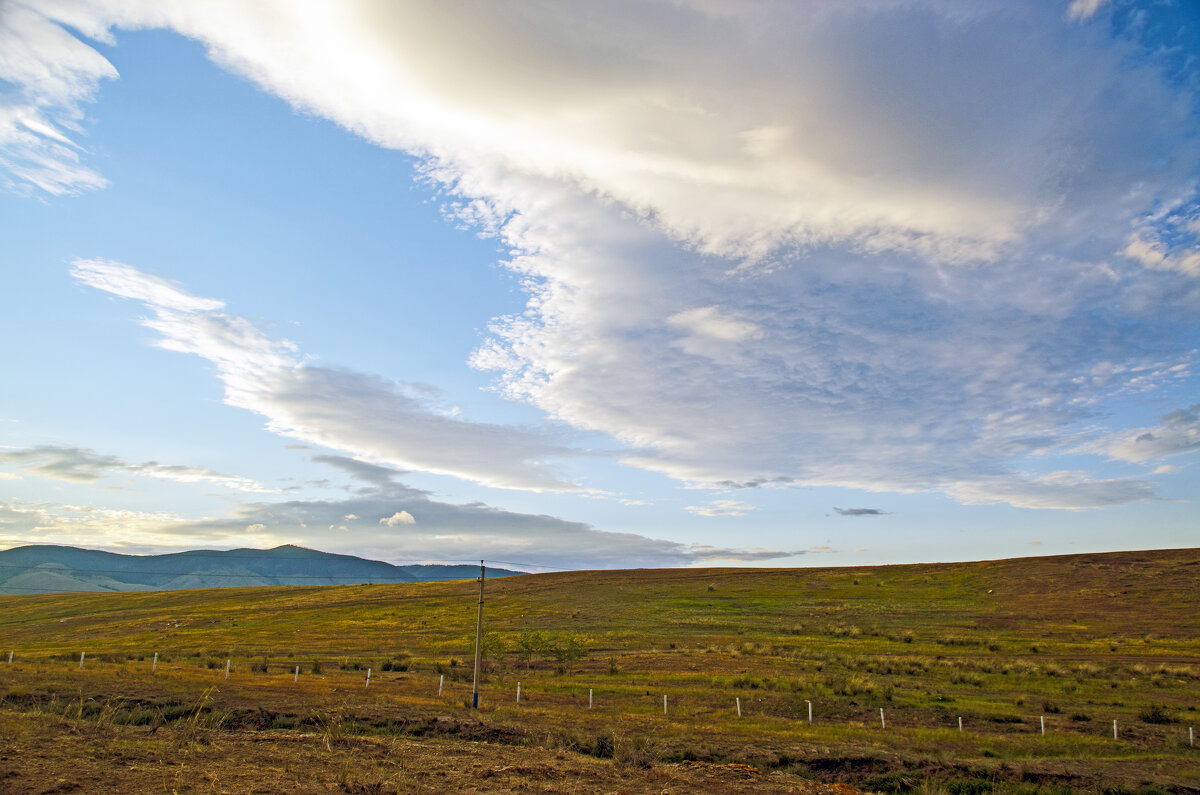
[2,548,1198,791]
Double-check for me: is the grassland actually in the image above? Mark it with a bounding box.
[1,548,1198,793]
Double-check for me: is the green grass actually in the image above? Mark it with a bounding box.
[1,547,1198,792]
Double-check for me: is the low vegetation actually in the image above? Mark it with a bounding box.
[1,548,1198,793]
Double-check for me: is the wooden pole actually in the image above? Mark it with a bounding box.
[471,561,485,709]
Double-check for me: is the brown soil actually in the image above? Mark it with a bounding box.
[0,709,863,794]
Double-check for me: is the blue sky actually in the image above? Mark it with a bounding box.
[1,0,1197,569]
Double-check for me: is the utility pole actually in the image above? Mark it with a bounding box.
[471,560,485,709]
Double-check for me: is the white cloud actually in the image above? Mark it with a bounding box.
[0,444,273,492]
[379,510,415,526]
[14,2,1200,512]
[1066,0,1110,22]
[685,499,756,517]
[944,472,1156,510]
[72,259,581,492]
[0,452,802,567]
[1077,403,1200,463]
[0,2,115,195]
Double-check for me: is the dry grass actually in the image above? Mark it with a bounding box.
[1,547,1198,793]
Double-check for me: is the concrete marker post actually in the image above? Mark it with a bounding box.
[880,708,885,729]
[79,651,85,669]
[225,659,231,680]
[1189,726,1194,747]
[958,716,962,732]
[516,682,520,704]
[664,695,668,716]
[589,689,593,710]
[438,674,444,697]
[1113,719,1118,740]
[152,652,158,673]
[1040,716,1045,736]
[365,668,371,687]
[8,650,13,664]
[294,665,300,683]
[806,699,812,724]
[736,697,741,718]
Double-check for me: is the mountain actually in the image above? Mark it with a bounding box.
[0,544,518,594]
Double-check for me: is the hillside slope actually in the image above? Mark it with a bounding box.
[0,544,516,594]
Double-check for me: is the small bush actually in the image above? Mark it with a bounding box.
[1138,704,1173,724]
[592,730,615,759]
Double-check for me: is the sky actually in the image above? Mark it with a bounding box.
[0,0,1198,571]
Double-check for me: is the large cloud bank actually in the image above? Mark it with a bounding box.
[7,0,1200,509]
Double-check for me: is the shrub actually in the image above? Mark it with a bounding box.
[592,730,615,759]
[1138,704,1173,724]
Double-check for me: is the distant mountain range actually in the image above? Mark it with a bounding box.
[0,544,519,594]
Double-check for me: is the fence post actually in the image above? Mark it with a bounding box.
[225,659,230,680]
[880,708,885,729]
[8,650,13,664]
[1041,715,1045,736]
[736,697,741,718]
[806,699,812,724]
[365,668,371,687]
[79,651,85,669]
[516,682,521,704]
[152,652,158,673]
[1113,719,1118,740]
[439,674,444,697]
[294,665,299,683]
[664,695,668,715]
[958,716,962,732]
[589,689,593,709]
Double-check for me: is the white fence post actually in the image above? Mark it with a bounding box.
[79,651,85,669]
[880,708,885,729]
[294,665,300,683]
[663,695,668,715]
[439,674,444,697]
[1041,715,1045,736]
[365,668,371,687]
[1190,727,1194,747]
[806,699,812,724]
[736,697,741,718]
[516,682,521,704]
[152,652,158,673]
[1113,719,1118,739]
[589,689,593,709]
[8,650,12,664]
[225,659,230,679]
[958,716,962,732]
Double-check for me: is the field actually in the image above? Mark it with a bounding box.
[1,548,1198,793]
